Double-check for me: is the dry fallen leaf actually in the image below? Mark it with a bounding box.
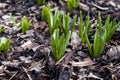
[71,57,95,67]
[28,61,44,72]
[21,40,33,49]
[19,56,32,63]
[21,40,38,50]
[0,3,8,8]
[70,31,81,49]
[0,65,5,74]
[106,46,120,60]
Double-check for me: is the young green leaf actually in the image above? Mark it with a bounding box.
[67,0,74,12]
[36,0,45,6]
[97,13,102,30]
[0,26,5,34]
[97,13,120,42]
[51,29,71,60]
[81,12,120,57]
[85,13,92,36]
[20,16,31,33]
[47,11,62,35]
[0,37,10,51]
[67,0,80,12]
[60,13,77,35]
[85,34,92,56]
[10,13,17,27]
[78,11,91,43]
[105,17,120,42]
[70,15,77,32]
[41,6,51,21]
[93,29,105,57]
[78,11,84,41]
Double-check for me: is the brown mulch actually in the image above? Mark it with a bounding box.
[0,0,120,80]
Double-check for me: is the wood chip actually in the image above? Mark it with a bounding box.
[21,40,33,50]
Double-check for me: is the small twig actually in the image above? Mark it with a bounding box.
[55,53,68,65]
[0,73,5,76]
[92,2,109,10]
[22,66,32,80]
[9,71,18,80]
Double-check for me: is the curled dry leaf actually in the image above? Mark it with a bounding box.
[70,31,81,49]
[106,46,120,60]
[0,65,5,74]
[0,3,8,8]
[26,30,35,37]
[28,61,44,72]
[21,40,38,50]
[19,56,32,63]
[21,40,33,49]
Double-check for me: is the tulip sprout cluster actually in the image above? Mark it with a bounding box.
[0,1,119,60]
[0,37,10,52]
[36,0,80,12]
[67,0,80,12]
[0,15,32,52]
[19,16,31,34]
[10,14,31,34]
[41,5,120,60]
[41,6,77,60]
[79,12,120,57]
[0,26,6,34]
[36,0,46,6]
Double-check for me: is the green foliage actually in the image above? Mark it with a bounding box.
[41,6,51,21]
[19,16,31,34]
[60,13,77,35]
[0,26,5,34]
[78,11,92,43]
[48,12,77,60]
[98,13,120,42]
[85,13,120,57]
[93,29,106,57]
[0,37,10,51]
[10,13,17,27]
[47,11,62,35]
[67,0,80,12]
[10,14,31,33]
[86,28,106,57]
[51,29,71,60]
[36,0,45,6]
